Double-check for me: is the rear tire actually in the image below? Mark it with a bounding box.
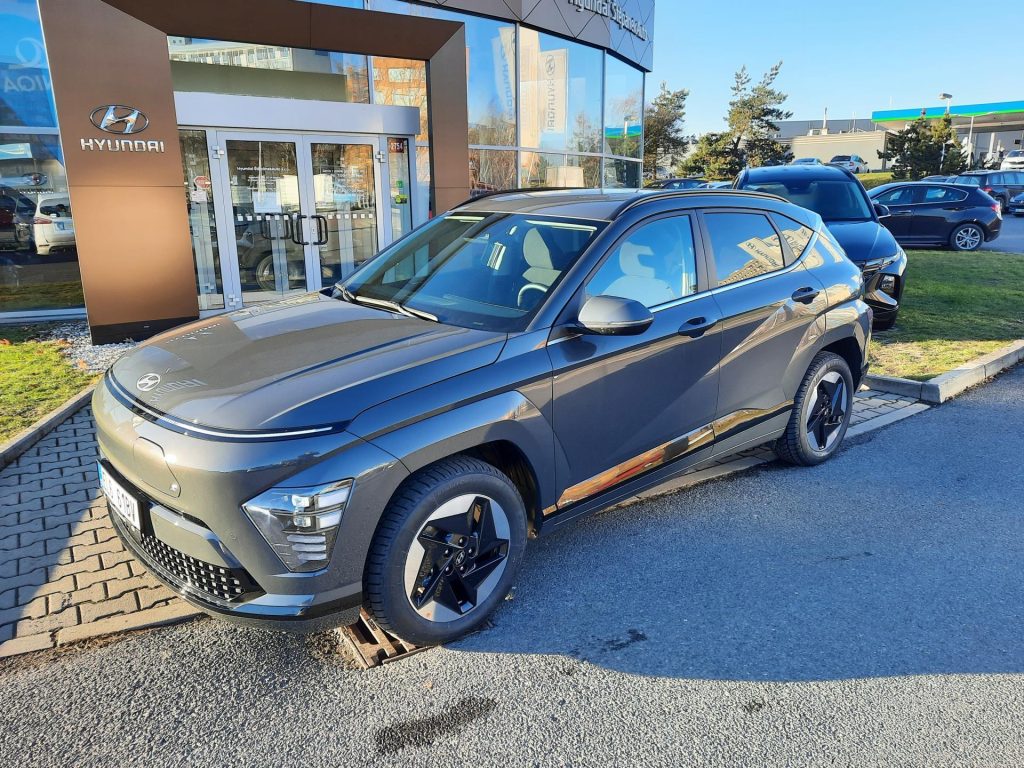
[950,223,984,251]
[364,456,527,646]
[776,352,854,467]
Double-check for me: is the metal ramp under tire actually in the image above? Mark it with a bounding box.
[339,608,428,668]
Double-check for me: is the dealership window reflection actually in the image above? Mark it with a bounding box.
[0,134,83,312]
[168,38,370,103]
[520,30,603,154]
[604,55,644,159]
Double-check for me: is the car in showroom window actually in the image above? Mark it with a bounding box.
[94,188,871,646]
[734,163,907,330]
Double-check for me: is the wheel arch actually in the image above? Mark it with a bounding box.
[364,391,559,535]
[820,335,865,388]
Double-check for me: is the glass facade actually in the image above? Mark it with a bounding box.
[168,38,370,103]
[0,0,84,314]
[362,0,643,192]
[0,0,647,320]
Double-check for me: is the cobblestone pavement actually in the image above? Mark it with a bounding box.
[0,390,926,657]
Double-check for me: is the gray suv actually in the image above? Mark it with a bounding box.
[94,189,871,645]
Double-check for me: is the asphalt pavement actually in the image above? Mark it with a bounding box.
[2,365,1023,767]
[984,211,1024,253]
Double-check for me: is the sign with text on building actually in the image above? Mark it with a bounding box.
[566,0,649,41]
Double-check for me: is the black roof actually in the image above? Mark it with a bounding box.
[455,187,797,222]
[738,163,855,183]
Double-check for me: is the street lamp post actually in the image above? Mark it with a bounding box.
[938,94,953,170]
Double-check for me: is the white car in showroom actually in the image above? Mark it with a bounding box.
[32,193,75,255]
[829,154,869,174]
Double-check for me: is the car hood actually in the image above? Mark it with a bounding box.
[109,293,507,432]
[824,220,899,265]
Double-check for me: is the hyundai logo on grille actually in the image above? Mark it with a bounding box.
[136,373,161,392]
[90,105,149,135]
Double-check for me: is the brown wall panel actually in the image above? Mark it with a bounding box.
[68,186,198,328]
[38,0,199,338]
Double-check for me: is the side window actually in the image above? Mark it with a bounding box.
[770,213,814,264]
[587,216,698,309]
[990,173,1007,185]
[922,186,967,203]
[1010,172,1024,185]
[705,212,785,286]
[875,186,915,205]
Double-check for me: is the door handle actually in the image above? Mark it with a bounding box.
[792,286,821,304]
[292,214,309,246]
[678,316,717,338]
[312,215,328,246]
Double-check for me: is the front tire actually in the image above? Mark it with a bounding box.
[950,223,984,251]
[364,456,527,646]
[776,352,854,466]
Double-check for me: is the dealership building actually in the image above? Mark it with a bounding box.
[0,0,654,341]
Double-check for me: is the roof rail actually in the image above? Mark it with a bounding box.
[451,186,583,210]
[611,188,790,218]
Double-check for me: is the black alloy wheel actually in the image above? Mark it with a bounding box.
[365,456,527,646]
[776,352,854,466]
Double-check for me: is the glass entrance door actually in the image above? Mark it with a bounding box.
[305,139,379,285]
[222,136,308,305]
[205,131,393,309]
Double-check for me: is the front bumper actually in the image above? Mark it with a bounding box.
[860,249,907,324]
[92,379,409,632]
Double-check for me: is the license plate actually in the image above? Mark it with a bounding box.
[99,463,141,531]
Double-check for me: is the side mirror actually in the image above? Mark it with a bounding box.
[576,295,654,336]
[873,203,891,218]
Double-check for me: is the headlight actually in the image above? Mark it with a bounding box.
[243,480,352,572]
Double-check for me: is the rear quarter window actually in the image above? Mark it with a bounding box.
[704,212,786,286]
[770,213,814,264]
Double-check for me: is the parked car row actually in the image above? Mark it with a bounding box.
[948,170,1024,213]
[789,156,869,174]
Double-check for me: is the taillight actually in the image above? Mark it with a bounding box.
[33,216,51,225]
[981,187,994,193]
[993,204,1001,214]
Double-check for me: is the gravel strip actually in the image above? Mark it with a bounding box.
[43,321,135,372]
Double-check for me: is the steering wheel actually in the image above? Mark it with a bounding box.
[517,283,548,309]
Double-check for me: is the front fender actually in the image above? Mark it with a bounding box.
[359,391,560,514]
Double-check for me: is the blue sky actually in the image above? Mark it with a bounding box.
[648,0,1017,134]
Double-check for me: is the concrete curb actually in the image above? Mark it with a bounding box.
[0,384,95,471]
[865,340,1024,405]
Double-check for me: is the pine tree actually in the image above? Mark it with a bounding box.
[643,83,689,180]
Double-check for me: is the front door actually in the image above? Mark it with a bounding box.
[205,131,394,309]
[548,214,722,507]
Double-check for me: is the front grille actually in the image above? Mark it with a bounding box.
[138,532,260,603]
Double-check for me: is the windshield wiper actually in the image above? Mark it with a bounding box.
[339,289,438,322]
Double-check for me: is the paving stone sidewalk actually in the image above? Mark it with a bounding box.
[0,390,926,657]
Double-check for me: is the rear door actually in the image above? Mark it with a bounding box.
[912,185,970,242]
[699,209,828,450]
[547,213,722,507]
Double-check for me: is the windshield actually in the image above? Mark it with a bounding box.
[336,212,605,332]
[740,178,873,222]
[831,156,851,162]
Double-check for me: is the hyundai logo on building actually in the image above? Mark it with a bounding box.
[90,104,149,135]
[136,373,161,392]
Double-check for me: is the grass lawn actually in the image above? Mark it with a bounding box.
[0,324,97,443]
[858,171,893,190]
[870,249,1024,381]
